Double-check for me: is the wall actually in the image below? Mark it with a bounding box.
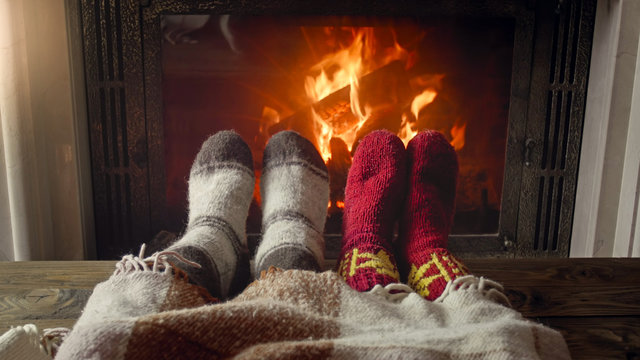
[571,0,640,257]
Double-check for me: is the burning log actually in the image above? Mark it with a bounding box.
[314,60,412,129]
[271,60,413,140]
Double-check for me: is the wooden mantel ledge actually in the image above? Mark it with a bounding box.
[0,258,638,359]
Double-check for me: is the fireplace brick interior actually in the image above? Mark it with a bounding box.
[80,0,596,259]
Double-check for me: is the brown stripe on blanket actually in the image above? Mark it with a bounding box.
[236,267,342,317]
[159,268,217,312]
[124,300,339,359]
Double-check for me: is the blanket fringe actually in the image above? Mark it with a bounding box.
[368,283,414,303]
[113,243,202,276]
[41,327,70,358]
[434,275,511,307]
[111,244,218,304]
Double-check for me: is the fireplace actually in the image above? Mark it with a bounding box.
[80,0,596,259]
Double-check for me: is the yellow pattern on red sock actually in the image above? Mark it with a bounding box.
[338,248,400,291]
[407,249,468,300]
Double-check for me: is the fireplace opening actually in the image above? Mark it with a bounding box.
[161,15,514,236]
[80,0,596,259]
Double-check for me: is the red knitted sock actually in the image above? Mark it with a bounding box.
[399,130,469,301]
[337,130,406,292]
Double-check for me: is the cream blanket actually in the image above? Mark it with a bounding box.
[43,261,571,359]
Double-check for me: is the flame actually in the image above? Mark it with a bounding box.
[396,88,438,146]
[410,88,437,120]
[305,28,408,161]
[311,108,334,161]
[398,114,418,147]
[336,200,345,209]
[261,106,280,131]
[305,29,367,102]
[260,27,466,162]
[450,123,466,151]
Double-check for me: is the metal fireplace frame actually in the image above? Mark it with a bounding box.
[79,0,596,259]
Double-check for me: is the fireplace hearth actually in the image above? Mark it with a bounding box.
[80,0,596,259]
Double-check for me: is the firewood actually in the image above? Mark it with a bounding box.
[272,60,413,137]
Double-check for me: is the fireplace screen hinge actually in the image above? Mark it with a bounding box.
[524,138,536,167]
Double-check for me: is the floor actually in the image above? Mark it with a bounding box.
[0,258,638,359]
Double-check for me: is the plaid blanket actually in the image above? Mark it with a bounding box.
[48,264,570,359]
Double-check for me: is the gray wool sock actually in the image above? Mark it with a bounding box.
[254,131,329,275]
[168,130,254,299]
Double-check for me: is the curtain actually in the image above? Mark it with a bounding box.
[0,0,88,260]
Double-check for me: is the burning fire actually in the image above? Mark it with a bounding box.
[303,27,409,161]
[261,26,466,162]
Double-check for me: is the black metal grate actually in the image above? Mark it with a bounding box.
[518,0,595,257]
[535,0,577,253]
[83,0,135,257]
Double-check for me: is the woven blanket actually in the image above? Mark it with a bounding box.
[51,263,570,359]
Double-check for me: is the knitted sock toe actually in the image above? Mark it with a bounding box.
[400,130,468,301]
[167,130,255,299]
[254,131,329,275]
[337,130,406,292]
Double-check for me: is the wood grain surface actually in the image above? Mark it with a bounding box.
[540,316,640,359]
[0,259,638,359]
[0,261,114,333]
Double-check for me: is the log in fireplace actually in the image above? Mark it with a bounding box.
[79,0,596,259]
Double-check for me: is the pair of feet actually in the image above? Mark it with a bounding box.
[338,130,468,301]
[166,129,466,302]
[167,130,330,300]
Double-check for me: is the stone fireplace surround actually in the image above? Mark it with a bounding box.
[3,0,637,259]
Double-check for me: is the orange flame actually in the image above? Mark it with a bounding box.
[310,108,335,162]
[261,106,280,131]
[450,123,466,151]
[260,27,467,160]
[305,29,368,102]
[305,28,408,161]
[410,88,437,121]
[398,114,418,147]
[396,88,438,146]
